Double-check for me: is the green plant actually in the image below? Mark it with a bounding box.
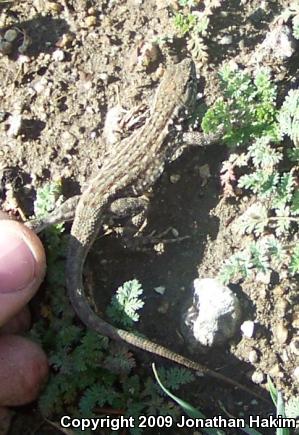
[172,0,223,62]
[202,65,279,146]
[106,279,144,328]
[202,66,299,283]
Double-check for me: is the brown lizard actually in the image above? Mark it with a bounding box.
[27,58,268,402]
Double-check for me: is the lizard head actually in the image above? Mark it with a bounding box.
[155,58,197,120]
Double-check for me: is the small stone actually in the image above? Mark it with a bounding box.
[56,32,75,48]
[18,55,30,64]
[251,371,264,384]
[137,41,160,67]
[99,73,109,83]
[273,321,288,344]
[219,35,233,45]
[61,131,77,150]
[183,278,242,347]
[170,227,179,238]
[7,114,22,137]
[248,350,258,364]
[90,131,97,140]
[84,15,97,27]
[154,286,166,295]
[87,6,96,15]
[289,338,299,356]
[52,49,65,61]
[260,24,296,60]
[241,320,255,338]
[170,174,180,184]
[4,28,18,43]
[32,77,48,94]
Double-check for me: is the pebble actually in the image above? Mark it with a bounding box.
[260,24,296,60]
[4,28,18,43]
[219,35,233,45]
[61,131,77,150]
[183,278,242,347]
[56,32,75,48]
[7,114,22,138]
[154,286,166,295]
[170,227,179,237]
[31,77,48,94]
[273,321,288,345]
[52,49,65,62]
[248,349,258,364]
[84,15,97,28]
[241,320,255,338]
[251,371,264,384]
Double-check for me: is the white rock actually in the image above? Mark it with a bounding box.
[52,48,65,62]
[251,371,265,384]
[248,349,258,363]
[52,49,65,62]
[241,320,255,338]
[259,24,296,60]
[7,114,22,137]
[183,278,242,347]
[219,35,233,45]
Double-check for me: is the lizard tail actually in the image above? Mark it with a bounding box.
[66,237,269,404]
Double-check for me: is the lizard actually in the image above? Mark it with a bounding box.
[27,58,268,402]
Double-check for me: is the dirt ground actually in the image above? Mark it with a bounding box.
[0,0,298,433]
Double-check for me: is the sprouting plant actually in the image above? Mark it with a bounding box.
[173,12,198,35]
[172,0,223,62]
[33,180,64,219]
[202,65,279,147]
[203,67,299,283]
[106,279,144,328]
